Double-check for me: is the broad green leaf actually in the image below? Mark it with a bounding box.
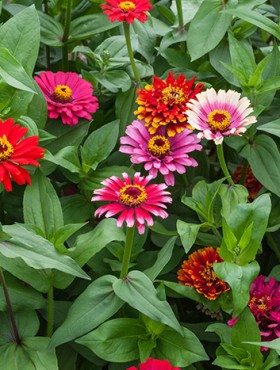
[0,5,40,75]
[245,338,280,351]
[256,76,280,94]
[51,223,86,253]
[177,220,201,254]
[50,275,123,348]
[76,318,146,362]
[158,29,187,53]
[61,194,93,224]
[155,327,209,367]
[113,270,183,335]
[214,261,259,315]
[187,0,233,61]
[219,184,248,219]
[26,82,48,129]
[38,11,63,47]
[54,146,83,174]
[257,118,280,138]
[170,0,204,24]
[132,18,156,63]
[115,85,137,136]
[23,171,64,240]
[90,70,131,93]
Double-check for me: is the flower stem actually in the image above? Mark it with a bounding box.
[120,225,135,279]
[175,0,186,53]
[123,22,140,84]
[0,268,21,345]
[43,0,51,69]
[62,0,73,71]
[216,143,234,185]
[47,284,54,337]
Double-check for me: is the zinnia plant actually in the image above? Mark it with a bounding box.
[101,0,152,23]
[127,358,180,370]
[134,72,204,136]
[34,71,99,126]
[177,247,230,300]
[232,163,263,201]
[119,119,202,186]
[0,118,44,191]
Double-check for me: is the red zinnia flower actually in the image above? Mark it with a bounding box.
[127,357,180,370]
[232,163,262,201]
[177,247,230,300]
[91,172,172,234]
[0,118,44,192]
[34,71,99,126]
[134,72,204,137]
[101,0,152,23]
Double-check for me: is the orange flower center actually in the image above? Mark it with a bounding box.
[148,135,170,157]
[200,263,216,282]
[118,1,136,12]
[0,135,14,162]
[208,109,231,132]
[249,296,270,312]
[119,184,147,207]
[53,85,73,102]
[161,85,185,106]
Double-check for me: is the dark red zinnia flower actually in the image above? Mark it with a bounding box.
[177,247,230,300]
[101,0,152,23]
[232,163,262,201]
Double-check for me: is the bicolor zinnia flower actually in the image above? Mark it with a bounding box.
[119,120,202,186]
[134,72,204,137]
[186,88,257,145]
[177,247,230,300]
[101,0,152,23]
[248,275,280,342]
[127,358,180,370]
[232,163,262,201]
[91,172,172,234]
[34,71,99,126]
[0,118,44,192]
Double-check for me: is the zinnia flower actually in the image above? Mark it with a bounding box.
[177,247,230,300]
[101,0,152,23]
[34,71,99,126]
[134,72,204,137]
[0,118,44,192]
[232,163,262,201]
[119,120,202,186]
[127,358,180,370]
[186,88,257,144]
[91,172,172,234]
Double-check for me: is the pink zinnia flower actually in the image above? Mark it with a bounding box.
[101,0,152,24]
[34,71,99,126]
[119,120,202,186]
[91,172,172,234]
[127,357,180,370]
[186,88,256,145]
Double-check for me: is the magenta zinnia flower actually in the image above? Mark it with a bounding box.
[120,120,202,186]
[127,358,180,370]
[186,88,256,144]
[91,172,172,234]
[101,0,152,24]
[34,71,99,126]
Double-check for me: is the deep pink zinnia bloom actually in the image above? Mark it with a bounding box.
[34,71,99,126]
[127,357,180,370]
[101,0,152,24]
[119,120,202,186]
[186,88,256,144]
[91,172,172,234]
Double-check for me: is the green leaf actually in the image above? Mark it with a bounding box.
[155,327,209,367]
[214,261,259,315]
[177,220,201,254]
[90,70,131,93]
[113,270,183,335]
[61,194,92,224]
[0,5,40,75]
[38,11,63,47]
[81,121,119,172]
[76,318,146,362]
[27,80,48,129]
[245,338,280,351]
[187,0,233,61]
[257,118,280,138]
[23,171,64,240]
[240,135,280,197]
[51,223,86,253]
[219,184,248,219]
[53,146,83,174]
[50,275,124,348]
[115,85,137,136]
[132,18,156,64]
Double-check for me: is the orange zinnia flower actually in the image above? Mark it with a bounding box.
[177,247,230,300]
[134,72,204,137]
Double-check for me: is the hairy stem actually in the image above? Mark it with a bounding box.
[47,284,54,337]
[123,22,140,84]
[216,143,234,185]
[62,0,73,71]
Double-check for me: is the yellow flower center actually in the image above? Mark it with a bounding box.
[208,109,231,132]
[161,85,185,105]
[148,135,170,157]
[249,296,269,311]
[118,1,136,12]
[119,184,147,207]
[53,85,73,102]
[200,263,216,282]
[0,135,14,162]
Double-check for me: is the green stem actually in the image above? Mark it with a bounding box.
[0,268,21,345]
[211,226,223,243]
[123,22,140,84]
[44,0,51,69]
[47,285,54,337]
[216,143,234,185]
[266,233,280,263]
[62,0,73,71]
[175,0,186,53]
[120,225,135,279]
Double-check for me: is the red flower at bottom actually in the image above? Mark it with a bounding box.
[0,119,44,191]
[127,358,180,370]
